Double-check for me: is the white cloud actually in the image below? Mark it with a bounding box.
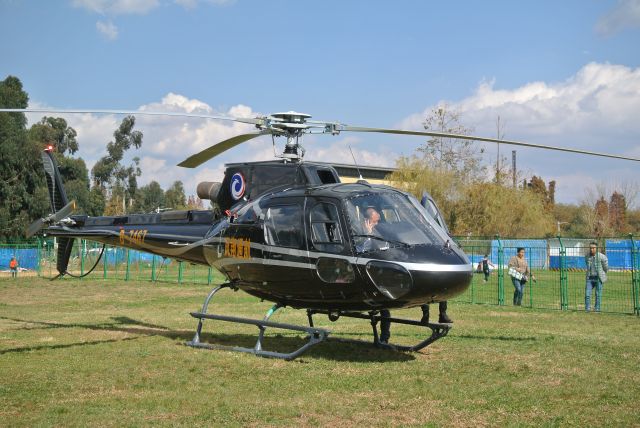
[596,0,640,36]
[72,0,160,15]
[399,62,640,204]
[26,95,266,198]
[96,20,118,40]
[305,136,397,168]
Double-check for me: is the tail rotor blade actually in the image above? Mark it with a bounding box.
[26,219,45,239]
[25,200,76,238]
[178,130,272,168]
[53,200,76,222]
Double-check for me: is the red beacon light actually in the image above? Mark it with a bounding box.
[45,145,54,152]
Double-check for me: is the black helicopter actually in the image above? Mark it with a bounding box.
[3,108,639,360]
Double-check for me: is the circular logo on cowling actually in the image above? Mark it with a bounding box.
[230,172,246,200]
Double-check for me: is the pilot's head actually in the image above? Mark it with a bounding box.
[364,207,380,226]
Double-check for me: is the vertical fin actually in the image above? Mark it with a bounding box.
[41,150,69,213]
[40,149,74,275]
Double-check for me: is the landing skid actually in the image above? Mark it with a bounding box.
[187,284,451,360]
[186,284,329,360]
[306,310,452,352]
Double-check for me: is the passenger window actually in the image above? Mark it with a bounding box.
[310,203,343,252]
[316,257,355,283]
[264,205,303,248]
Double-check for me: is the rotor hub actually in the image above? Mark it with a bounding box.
[261,111,313,160]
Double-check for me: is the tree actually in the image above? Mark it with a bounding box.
[133,181,165,213]
[91,115,143,208]
[186,195,204,210]
[165,181,186,210]
[0,76,49,241]
[27,117,95,215]
[418,103,485,183]
[28,116,78,155]
[609,191,627,233]
[526,175,555,211]
[389,155,461,229]
[88,185,105,216]
[449,182,555,237]
[594,196,610,237]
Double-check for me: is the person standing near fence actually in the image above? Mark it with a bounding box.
[508,248,534,306]
[482,254,494,282]
[9,257,18,278]
[585,242,608,312]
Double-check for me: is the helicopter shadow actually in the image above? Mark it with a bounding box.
[193,332,416,362]
[0,315,416,362]
[0,315,190,355]
[453,333,538,342]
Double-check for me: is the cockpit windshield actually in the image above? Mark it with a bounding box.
[344,192,449,253]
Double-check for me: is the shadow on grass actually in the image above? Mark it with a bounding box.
[0,315,416,362]
[454,334,538,341]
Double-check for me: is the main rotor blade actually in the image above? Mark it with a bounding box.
[0,108,263,126]
[341,125,640,163]
[178,130,273,168]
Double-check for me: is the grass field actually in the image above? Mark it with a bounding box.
[1,277,639,427]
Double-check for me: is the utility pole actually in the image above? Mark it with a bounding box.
[496,115,500,184]
[495,115,505,184]
[512,150,517,188]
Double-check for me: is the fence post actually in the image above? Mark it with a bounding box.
[630,234,640,316]
[178,260,183,284]
[125,249,131,281]
[496,235,504,305]
[558,236,568,310]
[528,246,534,308]
[103,245,108,279]
[470,245,476,304]
[80,239,85,279]
[151,255,157,282]
[37,237,42,277]
[208,267,213,285]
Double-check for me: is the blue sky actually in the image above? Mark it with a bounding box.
[2,0,640,205]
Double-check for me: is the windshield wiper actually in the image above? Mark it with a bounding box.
[351,234,412,250]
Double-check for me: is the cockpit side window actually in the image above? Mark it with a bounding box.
[310,202,344,253]
[264,204,304,248]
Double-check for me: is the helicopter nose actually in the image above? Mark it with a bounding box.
[408,260,473,302]
[362,247,473,303]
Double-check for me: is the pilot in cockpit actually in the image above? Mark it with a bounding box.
[363,207,380,235]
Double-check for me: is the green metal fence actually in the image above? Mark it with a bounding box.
[2,236,640,315]
[8,238,224,285]
[454,236,640,315]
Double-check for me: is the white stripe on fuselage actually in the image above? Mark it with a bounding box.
[209,238,472,273]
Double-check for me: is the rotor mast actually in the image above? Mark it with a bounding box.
[267,111,312,160]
